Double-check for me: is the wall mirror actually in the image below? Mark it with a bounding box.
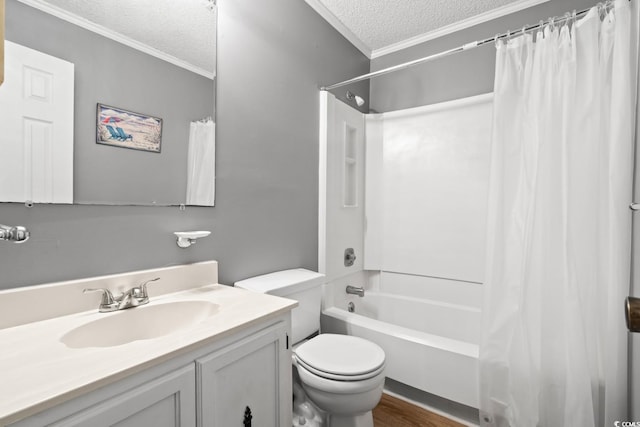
[0,0,217,206]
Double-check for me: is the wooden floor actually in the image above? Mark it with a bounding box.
[372,394,465,427]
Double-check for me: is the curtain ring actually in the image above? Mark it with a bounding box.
[536,20,544,40]
[494,33,502,48]
[572,10,577,25]
[607,2,614,22]
[606,0,614,18]
[562,12,571,30]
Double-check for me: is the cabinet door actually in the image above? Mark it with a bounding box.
[48,365,195,427]
[197,323,290,427]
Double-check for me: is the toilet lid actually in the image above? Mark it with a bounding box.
[294,334,385,378]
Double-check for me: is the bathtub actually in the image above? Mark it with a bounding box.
[320,271,480,409]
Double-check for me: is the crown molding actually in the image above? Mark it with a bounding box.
[15,0,215,79]
[305,0,550,61]
[304,0,372,59]
[371,0,550,59]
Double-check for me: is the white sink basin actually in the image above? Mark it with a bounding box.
[61,300,219,348]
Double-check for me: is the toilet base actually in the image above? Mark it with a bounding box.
[329,411,373,427]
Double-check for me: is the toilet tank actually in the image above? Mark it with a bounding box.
[235,269,325,344]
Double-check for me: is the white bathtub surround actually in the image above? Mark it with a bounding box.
[364,93,492,283]
[318,91,366,282]
[375,271,482,309]
[480,1,635,426]
[321,271,480,408]
[319,91,490,416]
[0,262,297,425]
[321,270,372,312]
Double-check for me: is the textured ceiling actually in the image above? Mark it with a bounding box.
[38,0,216,75]
[316,0,528,53]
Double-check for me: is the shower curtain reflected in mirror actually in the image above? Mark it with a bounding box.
[186,119,216,206]
[479,1,635,425]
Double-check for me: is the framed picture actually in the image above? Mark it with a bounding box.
[96,104,162,153]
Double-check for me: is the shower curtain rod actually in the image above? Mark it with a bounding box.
[321,0,623,91]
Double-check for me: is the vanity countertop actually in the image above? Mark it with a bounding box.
[0,283,297,425]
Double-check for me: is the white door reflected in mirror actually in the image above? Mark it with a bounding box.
[0,41,74,204]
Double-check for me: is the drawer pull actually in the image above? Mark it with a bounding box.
[243,406,252,427]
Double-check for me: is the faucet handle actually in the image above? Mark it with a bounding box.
[138,277,160,298]
[83,288,116,304]
[84,288,120,312]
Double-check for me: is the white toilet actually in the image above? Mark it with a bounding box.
[235,269,386,427]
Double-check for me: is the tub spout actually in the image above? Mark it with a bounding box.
[346,285,365,297]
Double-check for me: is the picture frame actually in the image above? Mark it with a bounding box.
[96,103,162,153]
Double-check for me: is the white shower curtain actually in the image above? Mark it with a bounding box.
[186,119,216,206]
[480,1,635,426]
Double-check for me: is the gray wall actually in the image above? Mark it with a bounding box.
[0,0,369,289]
[5,0,214,205]
[370,0,599,112]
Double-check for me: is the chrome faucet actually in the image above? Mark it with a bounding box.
[346,285,365,297]
[84,277,160,312]
[0,224,30,243]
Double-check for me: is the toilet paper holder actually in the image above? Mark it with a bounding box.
[625,297,640,333]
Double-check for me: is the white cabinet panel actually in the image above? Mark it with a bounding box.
[11,365,195,427]
[51,365,195,427]
[197,323,290,427]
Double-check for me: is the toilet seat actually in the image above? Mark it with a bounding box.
[294,334,385,381]
[294,355,385,381]
[295,358,385,396]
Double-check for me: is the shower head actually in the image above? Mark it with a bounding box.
[346,91,365,107]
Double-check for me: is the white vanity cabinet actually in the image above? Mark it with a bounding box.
[197,322,290,426]
[8,316,292,427]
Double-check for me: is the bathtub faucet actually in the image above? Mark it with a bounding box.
[346,285,365,297]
